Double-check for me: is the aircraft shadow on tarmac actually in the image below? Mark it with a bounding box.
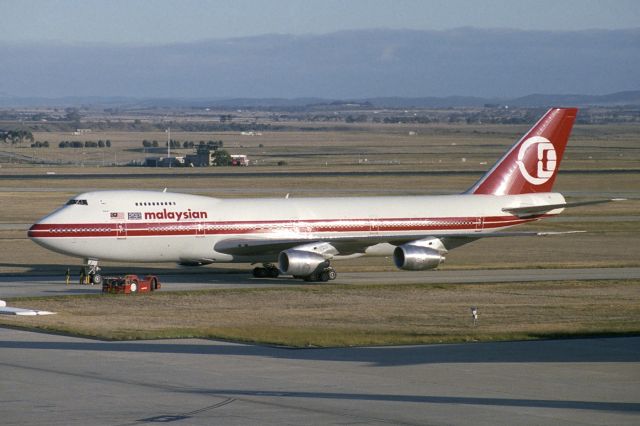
[1,336,638,367]
[185,389,640,413]
[0,262,253,276]
[0,262,296,283]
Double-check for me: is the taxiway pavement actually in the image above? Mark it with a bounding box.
[0,267,639,298]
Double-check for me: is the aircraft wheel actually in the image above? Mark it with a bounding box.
[319,271,330,282]
[252,267,266,278]
[327,269,337,280]
[91,274,103,285]
[267,268,279,278]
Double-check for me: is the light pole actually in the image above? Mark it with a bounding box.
[166,127,171,168]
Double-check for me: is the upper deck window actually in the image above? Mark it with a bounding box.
[136,201,177,206]
[66,199,88,205]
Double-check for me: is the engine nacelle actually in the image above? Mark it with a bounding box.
[393,245,445,271]
[278,249,329,276]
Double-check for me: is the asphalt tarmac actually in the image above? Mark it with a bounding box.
[1,328,638,425]
[1,267,640,298]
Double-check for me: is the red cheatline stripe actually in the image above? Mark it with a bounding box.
[28,215,543,239]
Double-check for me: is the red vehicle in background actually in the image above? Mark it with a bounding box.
[102,275,160,294]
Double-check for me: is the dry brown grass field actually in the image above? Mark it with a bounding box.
[1,121,639,170]
[2,280,638,347]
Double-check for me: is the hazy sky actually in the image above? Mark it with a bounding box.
[2,0,639,44]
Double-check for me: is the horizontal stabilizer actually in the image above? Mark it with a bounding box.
[503,198,625,217]
[444,230,585,240]
[531,230,586,236]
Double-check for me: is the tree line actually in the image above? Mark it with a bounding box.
[59,140,112,148]
[0,129,34,144]
[142,139,223,149]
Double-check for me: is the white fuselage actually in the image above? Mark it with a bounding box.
[28,190,565,264]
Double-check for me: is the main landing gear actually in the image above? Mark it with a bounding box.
[296,266,337,283]
[252,263,280,278]
[252,263,338,282]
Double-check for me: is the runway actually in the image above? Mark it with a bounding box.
[1,328,638,425]
[1,267,639,298]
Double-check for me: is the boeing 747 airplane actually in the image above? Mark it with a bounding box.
[29,108,616,284]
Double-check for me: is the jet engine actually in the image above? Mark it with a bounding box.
[278,249,329,276]
[393,245,445,271]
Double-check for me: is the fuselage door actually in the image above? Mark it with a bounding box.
[369,215,380,236]
[474,217,484,232]
[116,222,127,239]
[290,220,313,237]
[196,221,206,237]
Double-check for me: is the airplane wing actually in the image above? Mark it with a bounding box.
[214,230,585,258]
[215,235,402,257]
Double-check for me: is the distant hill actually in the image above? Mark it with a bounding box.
[175,91,640,109]
[506,91,640,107]
[2,91,640,109]
[0,28,638,101]
[359,91,640,108]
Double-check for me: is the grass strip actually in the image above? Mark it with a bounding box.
[1,280,639,347]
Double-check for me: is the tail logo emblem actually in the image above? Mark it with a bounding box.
[517,136,556,185]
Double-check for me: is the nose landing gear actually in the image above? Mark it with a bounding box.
[84,258,102,285]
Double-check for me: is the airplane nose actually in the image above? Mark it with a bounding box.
[29,209,63,239]
[28,222,44,239]
[28,221,63,254]
[28,218,57,246]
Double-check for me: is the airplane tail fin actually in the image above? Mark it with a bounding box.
[466,108,578,195]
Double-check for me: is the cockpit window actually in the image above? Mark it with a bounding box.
[66,199,88,205]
